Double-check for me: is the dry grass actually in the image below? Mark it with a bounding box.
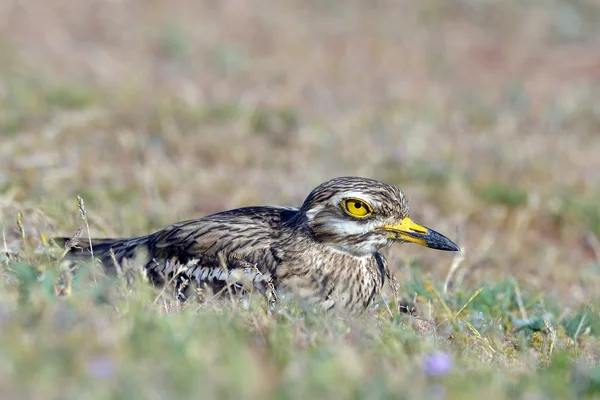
[1,0,600,398]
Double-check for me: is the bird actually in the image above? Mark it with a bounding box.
[56,176,460,314]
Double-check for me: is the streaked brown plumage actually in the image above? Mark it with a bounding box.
[57,177,460,313]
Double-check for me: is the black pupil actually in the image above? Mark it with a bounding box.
[354,201,363,209]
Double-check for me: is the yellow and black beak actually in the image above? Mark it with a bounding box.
[377,217,460,251]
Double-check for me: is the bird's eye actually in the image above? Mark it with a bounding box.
[342,198,373,218]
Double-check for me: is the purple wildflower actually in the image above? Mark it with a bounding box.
[86,355,114,379]
[423,351,453,377]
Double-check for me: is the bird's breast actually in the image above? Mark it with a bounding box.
[275,247,385,313]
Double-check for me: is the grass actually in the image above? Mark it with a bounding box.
[2,242,600,399]
[1,0,600,398]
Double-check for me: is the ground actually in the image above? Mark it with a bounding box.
[1,0,600,398]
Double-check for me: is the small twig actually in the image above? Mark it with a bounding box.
[464,320,498,356]
[444,225,464,294]
[162,296,170,314]
[16,211,25,246]
[251,264,278,307]
[379,293,394,319]
[152,258,186,304]
[386,269,401,308]
[218,252,236,306]
[61,227,83,259]
[444,249,465,295]
[512,278,528,320]
[427,283,454,322]
[109,248,123,278]
[573,313,587,346]
[77,195,95,263]
[544,320,556,359]
[2,228,10,262]
[412,292,418,315]
[454,287,484,320]
[56,261,73,297]
[381,266,400,317]
[205,285,233,303]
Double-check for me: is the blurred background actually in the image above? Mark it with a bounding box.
[1,0,600,305]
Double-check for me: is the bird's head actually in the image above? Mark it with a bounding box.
[299,177,460,256]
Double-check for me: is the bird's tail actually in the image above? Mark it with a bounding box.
[54,236,152,273]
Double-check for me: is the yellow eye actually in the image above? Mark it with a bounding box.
[342,198,373,218]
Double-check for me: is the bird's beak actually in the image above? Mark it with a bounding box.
[376,217,460,251]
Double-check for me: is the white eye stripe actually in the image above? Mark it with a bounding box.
[324,220,376,235]
[331,192,375,206]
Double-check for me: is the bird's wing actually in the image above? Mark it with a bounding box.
[57,206,299,298]
[142,206,298,297]
[60,206,296,294]
[150,206,296,264]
